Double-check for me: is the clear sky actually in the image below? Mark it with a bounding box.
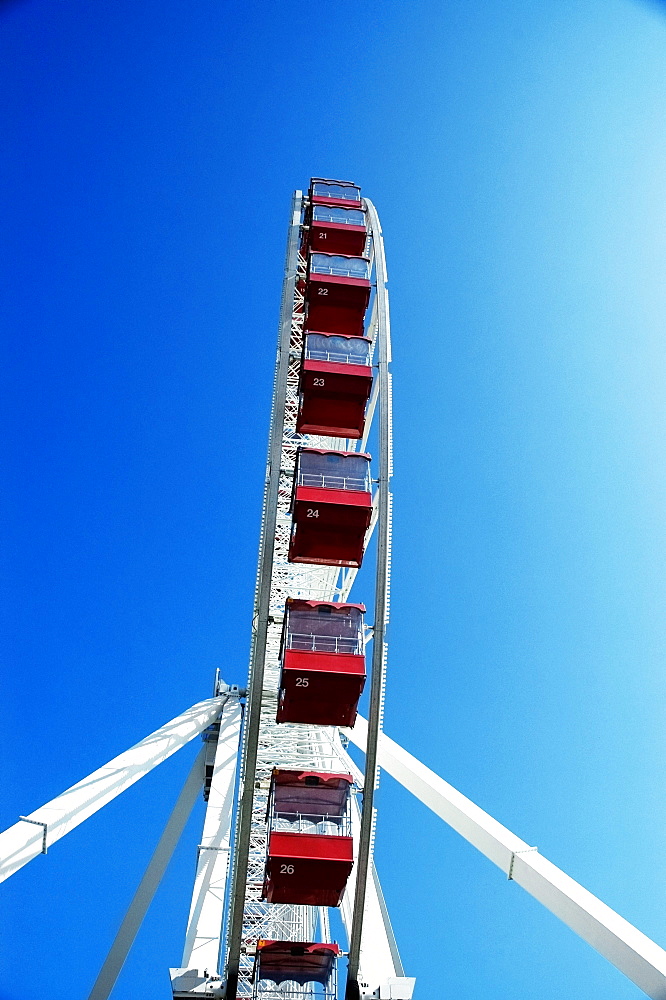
[3,1,666,998]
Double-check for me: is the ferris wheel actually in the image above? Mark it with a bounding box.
[3,180,666,1000]
[212,178,407,1000]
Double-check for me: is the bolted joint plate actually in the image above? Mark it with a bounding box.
[170,968,225,998]
[361,977,416,1000]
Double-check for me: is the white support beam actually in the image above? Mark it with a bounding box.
[0,697,224,883]
[87,746,206,1000]
[180,697,242,974]
[346,716,666,1000]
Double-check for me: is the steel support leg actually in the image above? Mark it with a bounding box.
[178,696,242,976]
[87,746,206,1000]
[347,715,666,1000]
[0,697,224,883]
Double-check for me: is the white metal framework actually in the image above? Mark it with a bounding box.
[3,185,666,1000]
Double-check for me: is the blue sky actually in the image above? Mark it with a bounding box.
[3,1,666,997]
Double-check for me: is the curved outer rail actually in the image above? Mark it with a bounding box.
[345,198,393,997]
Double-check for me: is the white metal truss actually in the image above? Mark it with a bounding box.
[0,696,224,884]
[88,745,208,1000]
[347,715,666,1000]
[171,692,244,995]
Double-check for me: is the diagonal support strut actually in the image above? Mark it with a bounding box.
[0,696,224,883]
[347,715,666,1000]
[87,745,207,1000]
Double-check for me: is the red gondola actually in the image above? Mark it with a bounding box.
[305,184,367,257]
[277,599,366,727]
[309,177,362,209]
[288,449,372,568]
[297,332,373,439]
[308,204,367,257]
[263,769,354,907]
[305,253,371,337]
[253,940,340,991]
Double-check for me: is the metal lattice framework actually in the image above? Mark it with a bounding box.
[4,183,666,1000]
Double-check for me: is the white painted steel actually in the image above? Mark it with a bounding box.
[0,697,224,883]
[87,746,206,1000]
[181,697,243,974]
[347,716,666,1000]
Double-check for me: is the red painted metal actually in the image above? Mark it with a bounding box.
[289,485,372,567]
[277,649,366,727]
[254,941,341,986]
[297,358,372,439]
[263,769,355,907]
[305,271,371,337]
[288,450,373,567]
[311,194,362,209]
[293,447,371,459]
[309,219,367,257]
[309,177,362,209]
[271,768,353,790]
[263,831,354,906]
[282,599,366,612]
[277,599,367,727]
